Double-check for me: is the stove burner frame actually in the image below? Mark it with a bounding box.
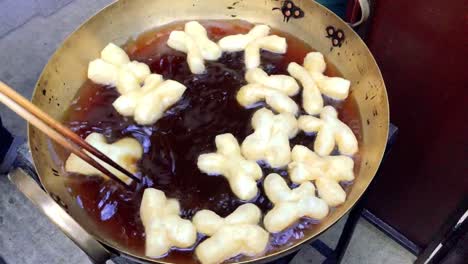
[3,123,401,264]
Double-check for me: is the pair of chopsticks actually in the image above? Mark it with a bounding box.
[0,81,140,188]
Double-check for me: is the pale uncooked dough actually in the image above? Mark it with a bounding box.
[167,21,222,74]
[263,173,329,233]
[298,106,358,156]
[245,35,287,69]
[65,133,142,184]
[140,188,197,258]
[288,61,324,115]
[193,204,269,264]
[303,52,351,100]
[218,24,287,69]
[288,145,354,206]
[197,133,263,200]
[241,108,298,168]
[218,24,270,52]
[112,74,186,125]
[237,68,299,114]
[88,43,151,94]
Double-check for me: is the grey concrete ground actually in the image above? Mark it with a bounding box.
[0,0,416,263]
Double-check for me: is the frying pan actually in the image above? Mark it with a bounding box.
[11,0,389,263]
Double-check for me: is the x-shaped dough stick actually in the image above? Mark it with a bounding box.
[140,188,197,258]
[197,133,263,200]
[303,52,351,100]
[288,145,354,206]
[237,68,299,115]
[298,105,358,156]
[263,173,329,233]
[218,24,287,69]
[167,21,222,74]
[88,43,151,94]
[112,74,186,125]
[65,133,142,184]
[241,108,298,168]
[193,204,269,264]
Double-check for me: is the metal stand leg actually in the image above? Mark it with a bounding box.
[309,194,367,264]
[307,124,399,264]
[332,199,366,263]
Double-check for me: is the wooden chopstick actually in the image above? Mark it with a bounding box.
[0,90,129,187]
[0,81,140,183]
[0,81,139,187]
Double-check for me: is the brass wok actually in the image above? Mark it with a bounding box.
[17,0,389,263]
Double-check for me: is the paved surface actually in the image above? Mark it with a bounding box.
[0,0,113,137]
[0,0,416,263]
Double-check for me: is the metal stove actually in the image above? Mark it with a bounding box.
[0,1,400,264]
[0,114,398,264]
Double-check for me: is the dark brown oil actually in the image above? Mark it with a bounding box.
[61,20,362,263]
